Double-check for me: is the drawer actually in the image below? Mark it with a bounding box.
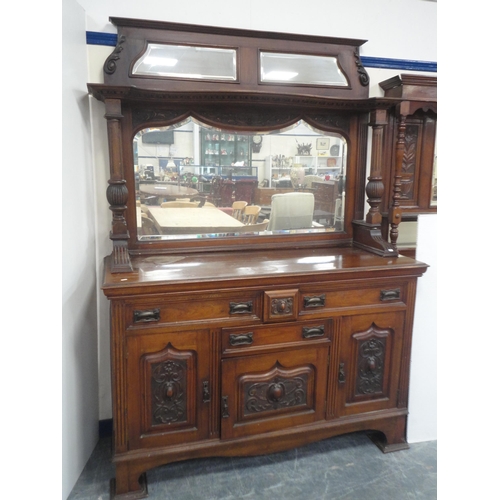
[222,319,332,356]
[124,291,262,329]
[300,284,406,313]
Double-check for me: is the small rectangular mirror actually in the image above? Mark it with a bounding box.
[260,52,348,86]
[133,43,237,81]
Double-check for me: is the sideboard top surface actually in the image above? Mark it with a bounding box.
[102,247,427,296]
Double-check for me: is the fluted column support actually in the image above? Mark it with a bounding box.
[104,98,133,273]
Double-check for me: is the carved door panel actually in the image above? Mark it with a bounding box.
[125,330,211,450]
[335,312,405,417]
[220,345,329,440]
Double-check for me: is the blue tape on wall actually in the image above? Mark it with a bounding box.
[86,31,436,73]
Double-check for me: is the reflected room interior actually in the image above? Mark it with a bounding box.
[135,118,347,240]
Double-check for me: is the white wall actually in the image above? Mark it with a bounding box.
[62,0,437,497]
[62,1,100,498]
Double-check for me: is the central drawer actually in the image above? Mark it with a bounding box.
[221,319,332,357]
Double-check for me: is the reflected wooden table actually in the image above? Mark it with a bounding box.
[148,206,245,234]
[139,182,199,200]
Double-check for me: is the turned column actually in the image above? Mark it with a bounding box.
[389,101,410,246]
[365,109,387,225]
[104,98,133,273]
[352,108,396,256]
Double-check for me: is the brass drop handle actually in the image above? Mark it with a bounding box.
[303,294,326,308]
[302,326,325,339]
[133,309,160,323]
[380,288,400,301]
[229,301,253,314]
[229,333,254,346]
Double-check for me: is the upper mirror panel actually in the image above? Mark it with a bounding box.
[132,43,237,81]
[260,52,348,86]
[135,119,347,241]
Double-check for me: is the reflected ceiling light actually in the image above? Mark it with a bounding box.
[264,71,299,81]
[297,256,336,264]
[144,56,178,67]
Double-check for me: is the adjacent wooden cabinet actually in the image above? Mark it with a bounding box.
[89,18,431,499]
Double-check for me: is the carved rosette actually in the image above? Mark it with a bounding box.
[356,338,386,395]
[142,343,196,432]
[244,375,307,414]
[353,323,391,398]
[271,297,294,316]
[151,359,187,425]
[242,362,311,416]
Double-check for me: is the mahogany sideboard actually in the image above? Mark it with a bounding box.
[88,17,432,498]
[103,247,426,498]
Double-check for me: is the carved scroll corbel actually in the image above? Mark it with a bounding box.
[353,109,397,256]
[105,98,133,272]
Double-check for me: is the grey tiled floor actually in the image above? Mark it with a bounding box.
[68,432,437,500]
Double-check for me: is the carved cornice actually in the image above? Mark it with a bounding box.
[87,84,403,113]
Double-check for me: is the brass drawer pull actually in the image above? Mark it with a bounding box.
[380,288,401,301]
[338,362,346,383]
[221,396,229,418]
[229,333,254,346]
[202,381,211,403]
[303,294,326,308]
[302,326,325,339]
[133,308,160,323]
[229,301,253,314]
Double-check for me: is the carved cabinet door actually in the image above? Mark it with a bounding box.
[334,312,406,417]
[125,329,212,450]
[220,345,329,440]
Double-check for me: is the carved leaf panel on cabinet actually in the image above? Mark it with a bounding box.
[220,346,329,440]
[335,312,405,417]
[125,330,212,450]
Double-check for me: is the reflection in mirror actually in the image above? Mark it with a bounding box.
[430,129,437,207]
[134,119,347,241]
[260,52,348,86]
[132,43,237,81]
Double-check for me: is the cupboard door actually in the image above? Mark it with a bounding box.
[125,330,211,450]
[335,312,405,416]
[220,345,329,440]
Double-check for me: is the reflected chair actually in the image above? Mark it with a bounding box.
[333,192,345,226]
[140,214,159,235]
[231,201,248,221]
[242,205,261,225]
[267,192,322,231]
[234,179,258,204]
[238,219,269,232]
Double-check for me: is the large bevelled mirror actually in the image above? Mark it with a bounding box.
[135,118,347,241]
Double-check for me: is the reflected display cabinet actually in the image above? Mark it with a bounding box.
[201,130,252,168]
[88,17,430,499]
